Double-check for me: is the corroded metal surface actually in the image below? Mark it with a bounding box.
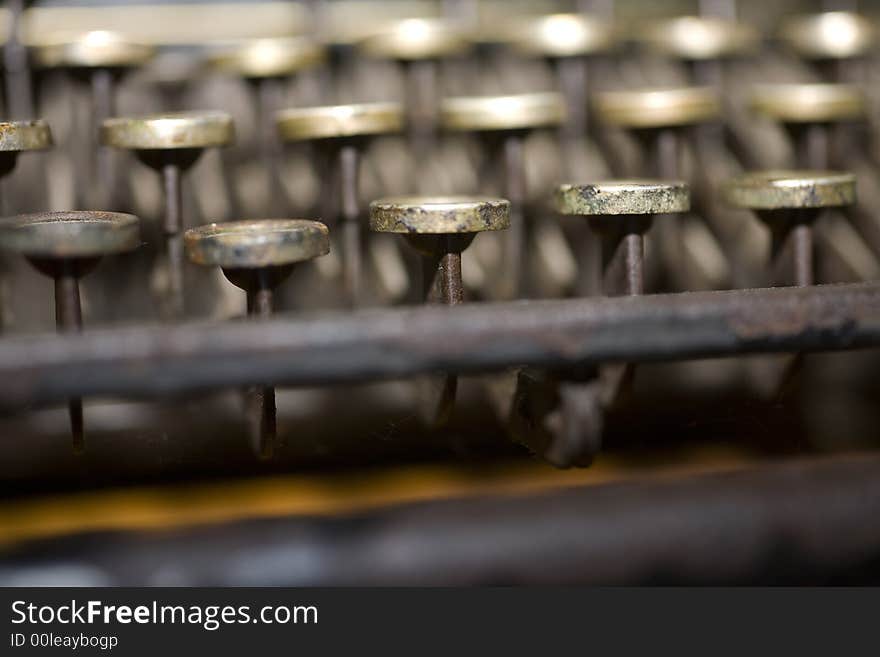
[0,211,140,258]
[101,111,234,150]
[750,83,865,123]
[0,281,876,410]
[441,93,567,132]
[184,219,330,268]
[0,120,52,152]
[721,170,856,210]
[276,103,403,141]
[594,87,721,128]
[357,18,470,61]
[779,11,876,60]
[370,196,510,234]
[509,13,615,58]
[31,30,155,69]
[554,180,690,216]
[639,16,759,60]
[205,37,325,78]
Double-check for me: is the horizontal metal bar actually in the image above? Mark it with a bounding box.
[2,452,880,585]
[0,282,879,412]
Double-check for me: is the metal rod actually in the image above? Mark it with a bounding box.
[53,263,84,453]
[4,453,880,585]
[0,282,877,411]
[2,0,34,120]
[245,272,276,459]
[91,68,116,208]
[161,162,184,316]
[339,144,361,306]
[501,134,526,299]
[257,78,286,215]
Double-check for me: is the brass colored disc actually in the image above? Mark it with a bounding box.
[0,121,53,152]
[358,18,470,61]
[0,211,140,258]
[185,219,330,268]
[441,93,566,132]
[595,87,721,129]
[720,170,856,210]
[555,180,690,216]
[32,30,155,69]
[102,111,234,150]
[779,11,876,60]
[276,103,404,141]
[510,14,616,58]
[370,196,510,234]
[750,83,865,123]
[205,37,325,78]
[640,16,759,60]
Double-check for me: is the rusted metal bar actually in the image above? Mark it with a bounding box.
[2,453,879,585]
[0,282,876,411]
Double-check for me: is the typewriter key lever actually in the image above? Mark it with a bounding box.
[722,170,856,397]
[0,211,140,453]
[277,103,404,306]
[185,219,330,459]
[370,196,510,427]
[102,111,234,317]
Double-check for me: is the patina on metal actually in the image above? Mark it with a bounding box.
[555,180,690,216]
[595,87,721,129]
[0,121,53,152]
[370,196,511,234]
[185,219,329,269]
[441,93,567,132]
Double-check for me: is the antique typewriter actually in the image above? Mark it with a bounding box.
[0,0,878,585]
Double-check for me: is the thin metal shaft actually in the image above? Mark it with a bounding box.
[54,264,84,454]
[91,68,116,208]
[770,213,815,288]
[405,60,439,162]
[3,0,34,120]
[339,144,361,306]
[555,57,589,140]
[245,272,276,459]
[501,134,526,299]
[161,162,184,316]
[257,78,286,215]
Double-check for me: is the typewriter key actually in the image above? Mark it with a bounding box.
[33,31,156,208]
[206,37,325,214]
[441,92,566,299]
[370,196,510,427]
[185,219,330,459]
[751,83,865,168]
[721,170,856,287]
[779,11,876,68]
[277,103,403,306]
[0,120,53,209]
[102,111,235,316]
[0,211,140,452]
[509,14,615,139]
[359,18,470,160]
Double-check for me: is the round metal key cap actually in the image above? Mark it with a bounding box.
[102,111,234,150]
[509,14,615,58]
[32,30,155,70]
[358,18,470,61]
[370,196,511,234]
[555,180,691,216]
[0,211,140,259]
[721,170,857,210]
[595,87,721,129]
[779,11,876,60]
[185,219,330,269]
[205,37,325,78]
[750,84,865,124]
[640,16,759,60]
[276,103,404,142]
[441,93,567,132]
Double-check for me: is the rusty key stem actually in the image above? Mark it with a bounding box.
[55,260,85,453]
[339,143,362,306]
